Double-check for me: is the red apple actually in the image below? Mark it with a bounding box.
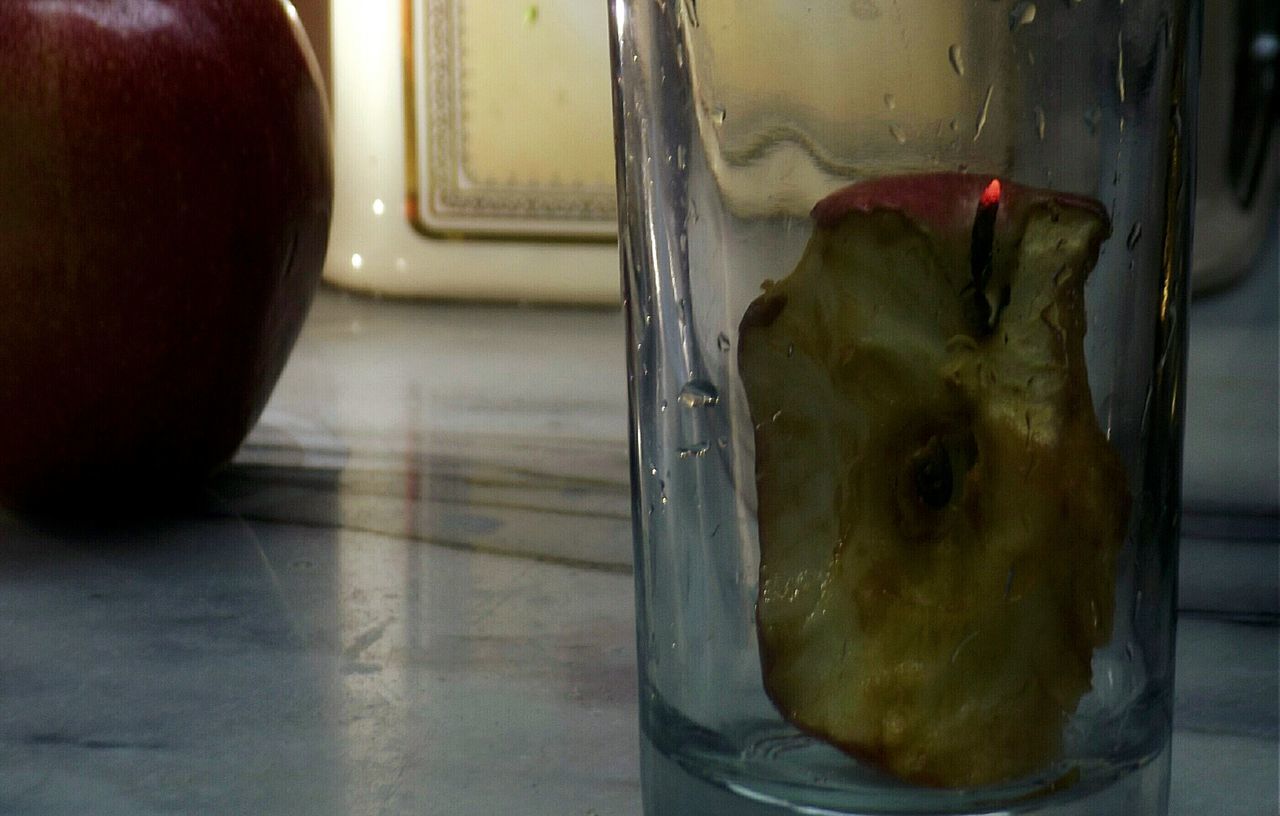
[0,0,332,512]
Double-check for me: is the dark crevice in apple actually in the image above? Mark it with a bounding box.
[912,436,954,510]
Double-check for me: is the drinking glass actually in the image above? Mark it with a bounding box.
[608,2,1198,814]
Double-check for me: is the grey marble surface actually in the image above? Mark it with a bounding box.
[0,233,1275,815]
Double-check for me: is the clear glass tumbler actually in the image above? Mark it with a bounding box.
[608,2,1198,815]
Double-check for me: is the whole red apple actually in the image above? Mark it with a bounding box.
[0,0,332,512]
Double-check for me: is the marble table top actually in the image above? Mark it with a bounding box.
[0,232,1274,815]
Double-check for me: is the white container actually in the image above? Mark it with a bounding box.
[300,0,620,303]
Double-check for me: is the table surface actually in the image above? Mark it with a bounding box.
[0,233,1275,816]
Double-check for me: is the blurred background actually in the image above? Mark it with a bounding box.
[0,2,1273,814]
[291,0,1277,302]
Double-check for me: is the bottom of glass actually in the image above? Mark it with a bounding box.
[640,707,1171,816]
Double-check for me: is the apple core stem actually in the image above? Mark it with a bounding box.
[969,182,1000,335]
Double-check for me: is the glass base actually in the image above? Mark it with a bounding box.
[641,733,1171,816]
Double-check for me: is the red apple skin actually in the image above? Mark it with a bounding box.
[812,173,1108,240]
[0,0,333,512]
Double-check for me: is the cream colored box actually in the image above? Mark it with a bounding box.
[324,0,620,303]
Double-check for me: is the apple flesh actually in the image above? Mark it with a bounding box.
[0,0,333,512]
[738,173,1129,787]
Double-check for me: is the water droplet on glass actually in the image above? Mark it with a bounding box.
[717,436,729,449]
[350,253,364,270]
[678,234,687,253]
[660,492,668,505]
[948,44,965,76]
[883,93,896,111]
[949,117,958,132]
[786,343,795,358]
[717,333,731,352]
[771,410,783,423]
[1034,106,1046,141]
[1116,32,1126,103]
[889,124,907,144]
[711,106,726,125]
[678,442,710,459]
[676,145,686,170]
[973,84,994,142]
[1009,1,1036,31]
[659,400,667,413]
[1085,106,1102,135]
[1126,223,1142,250]
[677,379,720,408]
